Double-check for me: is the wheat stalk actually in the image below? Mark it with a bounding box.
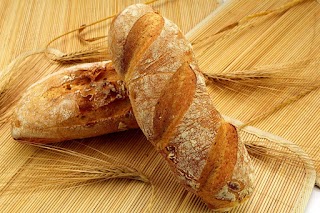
[0,142,156,211]
[240,85,319,128]
[205,69,309,90]
[47,45,110,63]
[204,57,320,93]
[0,141,307,213]
[44,0,159,63]
[192,0,311,48]
[0,114,313,209]
[0,138,312,197]
[244,140,316,170]
[0,141,154,211]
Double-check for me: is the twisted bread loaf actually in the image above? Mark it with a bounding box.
[109,4,254,210]
[11,61,138,143]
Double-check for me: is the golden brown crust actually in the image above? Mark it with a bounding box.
[11,61,138,143]
[198,122,239,209]
[153,62,196,143]
[109,4,254,210]
[123,12,164,81]
[108,4,154,78]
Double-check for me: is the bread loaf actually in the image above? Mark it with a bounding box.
[11,61,138,143]
[109,4,255,210]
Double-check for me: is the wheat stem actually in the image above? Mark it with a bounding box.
[240,85,319,129]
[192,0,310,47]
[44,0,160,63]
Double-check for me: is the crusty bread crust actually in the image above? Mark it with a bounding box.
[11,61,138,143]
[109,4,254,210]
[109,4,154,78]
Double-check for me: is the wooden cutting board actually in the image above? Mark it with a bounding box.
[0,0,317,212]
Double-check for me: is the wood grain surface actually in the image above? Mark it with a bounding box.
[0,0,317,212]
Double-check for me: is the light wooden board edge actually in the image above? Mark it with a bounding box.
[223,114,317,212]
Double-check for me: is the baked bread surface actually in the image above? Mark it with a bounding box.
[109,4,255,210]
[11,61,138,143]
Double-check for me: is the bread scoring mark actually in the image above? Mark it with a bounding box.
[63,66,127,114]
[211,125,254,203]
[108,4,154,76]
[128,72,173,141]
[167,64,222,191]
[123,12,164,83]
[153,62,196,143]
[26,61,111,91]
[124,16,194,142]
[130,18,193,81]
